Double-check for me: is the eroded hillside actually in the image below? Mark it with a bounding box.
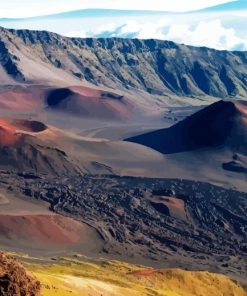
[0,27,247,99]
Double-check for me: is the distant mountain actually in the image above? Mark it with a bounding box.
[0,7,245,52]
[200,0,247,12]
[0,27,247,100]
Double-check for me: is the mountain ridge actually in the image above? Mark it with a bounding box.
[0,26,247,101]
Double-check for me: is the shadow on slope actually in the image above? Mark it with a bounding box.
[45,86,133,121]
[125,100,247,154]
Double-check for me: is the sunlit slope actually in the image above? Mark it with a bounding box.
[1,27,247,99]
[25,258,247,296]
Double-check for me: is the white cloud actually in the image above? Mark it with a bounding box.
[161,19,246,50]
[1,1,245,51]
[71,18,247,51]
[65,29,87,38]
[0,0,236,18]
[168,20,247,50]
[108,19,171,40]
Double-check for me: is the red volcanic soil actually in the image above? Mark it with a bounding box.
[0,119,22,146]
[0,87,44,112]
[70,85,104,97]
[46,86,134,120]
[235,101,247,124]
[128,269,157,277]
[0,214,92,246]
[0,118,78,175]
[0,118,47,146]
[149,196,188,221]
[0,85,136,120]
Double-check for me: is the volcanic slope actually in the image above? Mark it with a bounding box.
[25,257,247,296]
[124,100,247,186]
[0,117,81,175]
[126,100,247,154]
[45,86,136,121]
[0,27,247,101]
[0,189,104,256]
[2,100,247,189]
[0,84,156,123]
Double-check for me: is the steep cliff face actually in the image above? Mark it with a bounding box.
[0,26,247,99]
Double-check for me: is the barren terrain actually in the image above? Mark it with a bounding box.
[0,27,246,293]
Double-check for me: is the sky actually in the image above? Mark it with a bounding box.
[0,0,236,18]
[0,0,246,51]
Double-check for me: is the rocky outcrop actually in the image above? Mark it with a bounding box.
[0,252,41,296]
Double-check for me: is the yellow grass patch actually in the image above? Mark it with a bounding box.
[23,257,247,296]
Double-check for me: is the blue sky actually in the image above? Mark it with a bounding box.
[0,0,236,17]
[0,0,246,51]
